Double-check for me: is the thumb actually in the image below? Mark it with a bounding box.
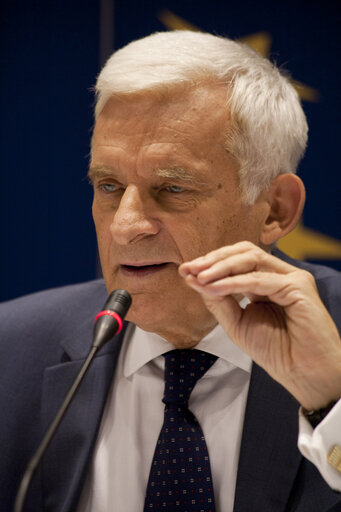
[201,294,242,340]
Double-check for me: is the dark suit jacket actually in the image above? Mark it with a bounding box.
[0,251,340,511]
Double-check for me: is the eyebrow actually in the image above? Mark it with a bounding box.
[88,165,200,183]
[87,166,116,182]
[154,167,196,182]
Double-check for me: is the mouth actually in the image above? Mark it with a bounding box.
[119,262,171,277]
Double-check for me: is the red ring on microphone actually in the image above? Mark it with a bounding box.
[94,310,123,334]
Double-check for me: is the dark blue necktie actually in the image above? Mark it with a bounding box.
[144,349,218,511]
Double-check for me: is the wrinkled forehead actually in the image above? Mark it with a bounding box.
[92,82,232,149]
[94,75,231,117]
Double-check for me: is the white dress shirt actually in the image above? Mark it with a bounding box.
[78,323,341,511]
[298,399,341,490]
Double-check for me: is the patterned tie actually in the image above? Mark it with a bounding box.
[144,349,218,511]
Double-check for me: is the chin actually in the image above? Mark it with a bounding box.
[123,290,215,343]
[124,292,167,330]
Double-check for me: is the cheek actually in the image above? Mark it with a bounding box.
[170,216,222,262]
[93,210,112,259]
[177,208,258,259]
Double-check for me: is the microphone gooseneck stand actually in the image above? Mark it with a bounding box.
[14,289,132,512]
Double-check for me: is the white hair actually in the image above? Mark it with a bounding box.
[95,31,308,204]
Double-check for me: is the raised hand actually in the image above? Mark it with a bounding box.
[179,241,341,410]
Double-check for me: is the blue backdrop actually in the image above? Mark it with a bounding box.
[1,0,340,302]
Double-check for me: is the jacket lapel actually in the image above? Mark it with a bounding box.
[40,318,128,512]
[233,363,303,512]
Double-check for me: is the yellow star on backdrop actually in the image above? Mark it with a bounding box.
[277,222,341,260]
[158,9,340,262]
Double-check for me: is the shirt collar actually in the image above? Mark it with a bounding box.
[123,297,251,377]
[123,325,174,378]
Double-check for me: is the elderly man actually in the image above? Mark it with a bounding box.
[1,31,340,512]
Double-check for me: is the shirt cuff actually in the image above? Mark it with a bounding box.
[298,399,341,491]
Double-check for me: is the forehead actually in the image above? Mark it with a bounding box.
[92,83,231,149]
[90,84,240,188]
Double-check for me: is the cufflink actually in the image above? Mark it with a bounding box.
[328,445,341,473]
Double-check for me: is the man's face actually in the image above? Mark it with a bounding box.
[90,84,269,345]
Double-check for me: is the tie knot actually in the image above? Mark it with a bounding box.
[163,349,217,407]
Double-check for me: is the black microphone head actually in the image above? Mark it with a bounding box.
[103,289,132,318]
[92,289,132,349]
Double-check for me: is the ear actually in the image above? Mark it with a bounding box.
[260,174,306,246]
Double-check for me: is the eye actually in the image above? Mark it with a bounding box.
[164,185,187,194]
[99,183,122,193]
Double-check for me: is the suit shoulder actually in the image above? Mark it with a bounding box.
[0,279,107,317]
[0,280,107,353]
[274,249,341,330]
[274,248,340,275]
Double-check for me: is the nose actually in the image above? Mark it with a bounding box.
[110,185,160,245]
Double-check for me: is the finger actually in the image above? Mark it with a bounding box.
[185,270,306,307]
[195,251,287,285]
[179,242,253,276]
[184,274,213,295]
[179,242,294,278]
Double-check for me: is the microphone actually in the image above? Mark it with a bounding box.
[93,289,132,349]
[14,289,132,512]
